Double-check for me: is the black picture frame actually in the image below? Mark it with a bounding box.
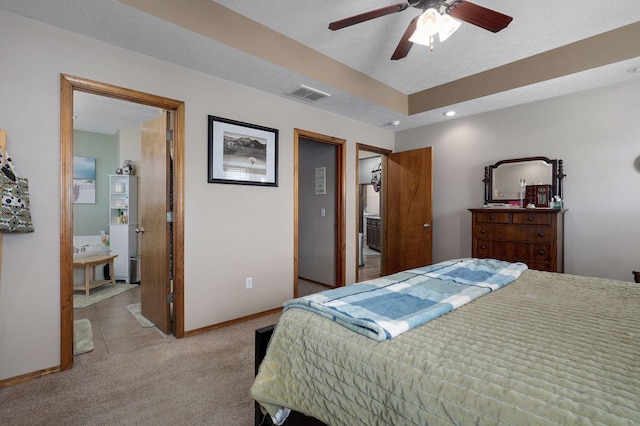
[207,115,278,187]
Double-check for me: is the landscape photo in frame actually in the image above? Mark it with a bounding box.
[207,115,278,187]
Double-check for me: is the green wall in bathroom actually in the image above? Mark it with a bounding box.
[73,130,119,236]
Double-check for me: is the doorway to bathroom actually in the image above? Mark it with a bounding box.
[60,74,185,370]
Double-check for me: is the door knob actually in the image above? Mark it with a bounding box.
[423,223,431,228]
[135,227,145,234]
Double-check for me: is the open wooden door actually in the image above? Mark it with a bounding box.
[383,147,433,275]
[140,111,172,334]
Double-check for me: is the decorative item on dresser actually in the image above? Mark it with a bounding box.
[469,208,566,272]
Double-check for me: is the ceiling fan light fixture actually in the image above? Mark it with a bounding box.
[438,14,461,42]
[409,8,440,48]
[409,8,460,50]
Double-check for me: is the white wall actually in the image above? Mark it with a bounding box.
[396,79,640,281]
[0,11,394,381]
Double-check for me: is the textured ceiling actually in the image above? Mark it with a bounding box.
[2,0,640,132]
[74,92,161,135]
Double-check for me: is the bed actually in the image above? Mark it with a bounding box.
[250,259,640,426]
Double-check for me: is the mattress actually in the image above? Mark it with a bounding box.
[250,269,640,425]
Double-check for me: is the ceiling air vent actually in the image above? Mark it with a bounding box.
[287,84,331,102]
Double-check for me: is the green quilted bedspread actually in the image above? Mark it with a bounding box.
[250,269,640,425]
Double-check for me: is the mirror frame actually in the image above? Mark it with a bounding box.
[483,156,565,204]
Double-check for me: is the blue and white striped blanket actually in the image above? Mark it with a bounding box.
[285,258,527,341]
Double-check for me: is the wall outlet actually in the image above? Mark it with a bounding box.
[245,277,253,289]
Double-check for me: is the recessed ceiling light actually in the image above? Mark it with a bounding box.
[443,110,456,117]
[626,64,640,73]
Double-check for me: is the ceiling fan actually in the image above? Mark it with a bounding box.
[328,0,513,60]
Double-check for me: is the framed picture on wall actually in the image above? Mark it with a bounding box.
[207,115,278,187]
[73,156,96,203]
[314,167,326,195]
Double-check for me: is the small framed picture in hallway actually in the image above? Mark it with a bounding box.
[207,115,278,187]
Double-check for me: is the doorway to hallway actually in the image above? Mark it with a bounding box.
[293,129,346,297]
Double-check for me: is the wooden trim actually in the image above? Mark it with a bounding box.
[60,75,75,371]
[171,102,185,338]
[59,74,186,371]
[0,366,61,390]
[336,137,346,288]
[293,130,299,298]
[294,129,346,297]
[183,307,282,338]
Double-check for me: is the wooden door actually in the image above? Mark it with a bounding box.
[140,112,172,334]
[383,147,433,275]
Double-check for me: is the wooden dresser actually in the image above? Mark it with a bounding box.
[469,208,566,272]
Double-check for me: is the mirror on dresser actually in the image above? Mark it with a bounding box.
[471,157,567,272]
[484,156,564,206]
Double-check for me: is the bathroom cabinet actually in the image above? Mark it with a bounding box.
[366,216,381,252]
[109,175,138,282]
[109,175,138,225]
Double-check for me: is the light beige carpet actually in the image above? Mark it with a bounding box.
[74,283,137,309]
[73,319,94,355]
[0,312,282,425]
[126,303,155,328]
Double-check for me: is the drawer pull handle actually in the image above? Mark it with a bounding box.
[480,244,486,249]
[538,232,545,237]
[489,215,495,220]
[539,249,545,255]
[527,215,534,221]
[480,229,486,234]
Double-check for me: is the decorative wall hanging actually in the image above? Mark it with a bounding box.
[371,162,382,192]
[207,115,278,187]
[0,134,34,233]
[314,166,326,195]
[73,156,96,203]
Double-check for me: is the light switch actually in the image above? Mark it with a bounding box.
[320,208,326,217]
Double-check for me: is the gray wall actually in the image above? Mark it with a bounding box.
[396,78,640,282]
[73,130,119,236]
[298,139,337,286]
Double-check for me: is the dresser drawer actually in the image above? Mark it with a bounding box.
[474,212,510,224]
[474,225,553,243]
[474,240,509,258]
[525,261,555,272]
[474,240,552,265]
[510,242,553,262]
[511,212,552,225]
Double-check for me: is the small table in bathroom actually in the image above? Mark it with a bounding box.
[73,254,118,296]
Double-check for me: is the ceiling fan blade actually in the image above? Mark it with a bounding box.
[329,3,409,31]
[391,15,419,60]
[448,1,513,33]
